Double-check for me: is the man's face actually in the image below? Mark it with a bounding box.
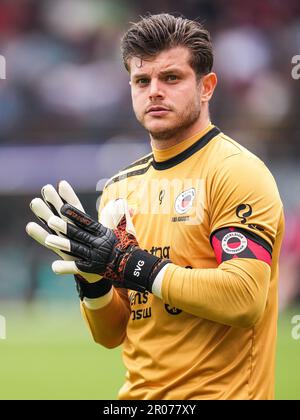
[129,47,204,141]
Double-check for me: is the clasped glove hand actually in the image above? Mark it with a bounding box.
[46,200,170,293]
[26,181,102,283]
[26,181,112,300]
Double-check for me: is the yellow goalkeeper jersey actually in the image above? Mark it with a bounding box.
[84,123,284,400]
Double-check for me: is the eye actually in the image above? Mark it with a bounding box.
[165,75,178,81]
[136,78,150,86]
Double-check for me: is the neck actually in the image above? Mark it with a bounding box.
[150,114,210,151]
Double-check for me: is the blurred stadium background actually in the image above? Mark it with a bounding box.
[0,0,300,400]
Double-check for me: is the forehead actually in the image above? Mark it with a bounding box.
[129,46,193,77]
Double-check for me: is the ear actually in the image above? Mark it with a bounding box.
[200,72,218,103]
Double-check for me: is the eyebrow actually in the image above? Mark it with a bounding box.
[132,67,184,80]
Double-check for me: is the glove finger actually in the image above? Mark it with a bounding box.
[41,184,64,217]
[100,199,125,229]
[47,216,68,235]
[48,215,100,246]
[74,259,106,279]
[30,197,68,237]
[116,199,136,236]
[101,199,136,236]
[57,180,85,212]
[30,198,55,227]
[99,199,136,235]
[52,260,102,283]
[46,234,92,260]
[26,221,48,246]
[52,260,79,274]
[26,222,74,260]
[61,203,106,236]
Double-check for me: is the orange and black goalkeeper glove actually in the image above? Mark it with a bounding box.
[46,203,170,293]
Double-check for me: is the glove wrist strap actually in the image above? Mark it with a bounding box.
[75,276,112,301]
[123,249,170,292]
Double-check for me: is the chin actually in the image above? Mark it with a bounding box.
[145,121,173,134]
[149,127,179,141]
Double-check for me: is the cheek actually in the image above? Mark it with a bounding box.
[132,101,141,118]
[182,87,201,109]
[131,91,144,113]
[171,85,195,105]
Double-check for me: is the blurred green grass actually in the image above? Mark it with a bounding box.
[276,306,300,400]
[0,302,299,400]
[0,302,125,400]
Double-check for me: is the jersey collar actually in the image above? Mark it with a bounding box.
[151,124,220,171]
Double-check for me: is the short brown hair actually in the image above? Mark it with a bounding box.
[121,13,213,77]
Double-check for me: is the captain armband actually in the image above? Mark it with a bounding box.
[211,227,272,266]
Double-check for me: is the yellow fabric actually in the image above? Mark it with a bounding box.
[82,125,284,400]
[81,287,130,349]
[162,259,270,328]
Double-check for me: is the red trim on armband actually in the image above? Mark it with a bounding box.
[211,227,272,266]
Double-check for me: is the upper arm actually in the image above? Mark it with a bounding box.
[209,154,283,263]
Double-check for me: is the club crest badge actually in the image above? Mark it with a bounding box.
[221,231,248,254]
[175,188,196,214]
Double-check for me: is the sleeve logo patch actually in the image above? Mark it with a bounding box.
[236,203,252,224]
[221,232,248,254]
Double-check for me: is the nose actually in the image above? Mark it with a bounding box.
[149,78,164,101]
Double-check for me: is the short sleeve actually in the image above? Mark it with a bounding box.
[209,153,283,250]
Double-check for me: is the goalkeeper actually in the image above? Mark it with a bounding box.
[26,13,284,400]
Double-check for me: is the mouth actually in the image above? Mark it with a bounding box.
[146,106,171,117]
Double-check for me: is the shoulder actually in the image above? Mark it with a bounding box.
[208,131,272,179]
[208,132,282,205]
[98,151,153,213]
[104,151,153,189]
[209,131,261,162]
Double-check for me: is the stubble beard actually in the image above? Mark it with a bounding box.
[139,98,201,141]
